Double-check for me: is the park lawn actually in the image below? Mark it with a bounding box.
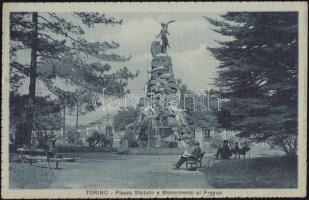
[205,156,297,188]
[10,162,56,189]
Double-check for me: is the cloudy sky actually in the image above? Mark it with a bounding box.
[84,12,226,95]
[16,12,229,125]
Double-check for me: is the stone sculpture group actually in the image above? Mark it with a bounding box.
[123,21,195,148]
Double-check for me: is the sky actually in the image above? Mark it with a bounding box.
[84,12,226,94]
[15,12,229,125]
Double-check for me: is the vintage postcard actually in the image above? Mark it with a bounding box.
[1,2,307,199]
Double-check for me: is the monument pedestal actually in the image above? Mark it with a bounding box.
[130,40,194,148]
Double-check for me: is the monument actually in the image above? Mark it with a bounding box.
[124,21,194,148]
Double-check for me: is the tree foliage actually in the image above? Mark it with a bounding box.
[10,12,138,145]
[179,83,218,130]
[10,12,136,100]
[206,12,298,155]
[10,93,62,146]
[113,107,139,131]
[10,93,62,129]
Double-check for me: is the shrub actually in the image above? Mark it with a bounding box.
[86,131,110,147]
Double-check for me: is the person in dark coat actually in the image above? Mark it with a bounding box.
[216,140,232,159]
[173,141,201,170]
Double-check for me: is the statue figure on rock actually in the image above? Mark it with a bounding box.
[122,23,196,149]
[156,20,175,53]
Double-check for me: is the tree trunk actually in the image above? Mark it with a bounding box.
[63,104,66,143]
[25,12,38,146]
[76,103,79,131]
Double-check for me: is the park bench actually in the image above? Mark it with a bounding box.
[18,148,54,160]
[17,148,75,169]
[185,152,205,168]
[23,155,74,169]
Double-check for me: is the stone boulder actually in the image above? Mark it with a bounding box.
[155,54,172,66]
[151,41,161,56]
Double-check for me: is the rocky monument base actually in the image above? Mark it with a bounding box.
[122,40,194,148]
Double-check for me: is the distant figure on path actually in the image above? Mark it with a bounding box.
[173,141,201,170]
[234,142,240,151]
[50,134,57,150]
[216,140,232,159]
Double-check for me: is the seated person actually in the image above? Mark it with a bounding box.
[173,141,201,170]
[216,140,232,159]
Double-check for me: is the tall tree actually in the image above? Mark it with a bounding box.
[10,12,137,146]
[179,83,218,130]
[205,12,298,155]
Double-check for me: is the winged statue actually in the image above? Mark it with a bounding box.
[156,20,175,53]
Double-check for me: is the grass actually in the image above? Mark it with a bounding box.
[8,152,120,189]
[10,162,56,189]
[204,156,297,188]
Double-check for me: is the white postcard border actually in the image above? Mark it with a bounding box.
[1,2,307,198]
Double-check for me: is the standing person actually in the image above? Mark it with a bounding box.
[216,140,232,159]
[51,134,56,150]
[9,134,16,162]
[234,142,240,150]
[173,141,201,170]
[9,134,15,151]
[232,142,240,158]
